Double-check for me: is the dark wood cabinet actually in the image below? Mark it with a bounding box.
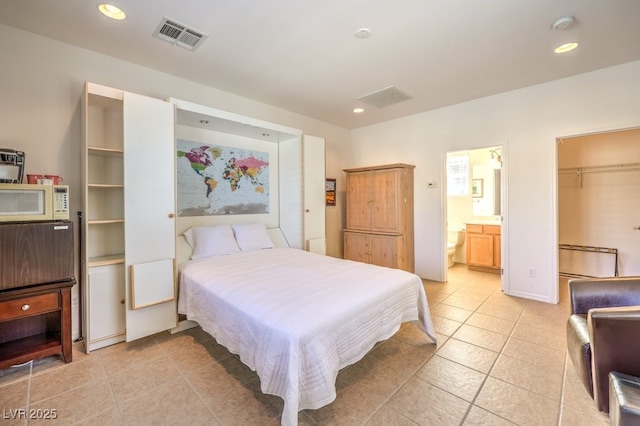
[0,221,75,368]
[0,281,74,369]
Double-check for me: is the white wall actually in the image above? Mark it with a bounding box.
[349,60,640,303]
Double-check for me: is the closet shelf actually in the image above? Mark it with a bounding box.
[88,255,125,268]
[88,183,124,188]
[88,219,124,225]
[88,147,124,157]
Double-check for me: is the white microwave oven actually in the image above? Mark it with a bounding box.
[0,183,69,221]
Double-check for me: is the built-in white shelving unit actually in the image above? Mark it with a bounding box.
[81,82,177,353]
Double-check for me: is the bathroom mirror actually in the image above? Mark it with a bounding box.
[472,164,501,216]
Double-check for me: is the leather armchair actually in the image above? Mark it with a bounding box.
[566,277,640,412]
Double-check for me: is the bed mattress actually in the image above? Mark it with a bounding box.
[178,248,436,425]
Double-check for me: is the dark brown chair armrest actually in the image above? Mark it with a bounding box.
[588,306,640,412]
[569,277,640,315]
[566,314,593,397]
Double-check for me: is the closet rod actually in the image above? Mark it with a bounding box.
[558,162,640,175]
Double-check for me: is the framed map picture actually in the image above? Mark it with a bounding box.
[325,178,336,206]
[176,139,270,216]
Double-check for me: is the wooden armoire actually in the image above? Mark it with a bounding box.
[343,163,415,272]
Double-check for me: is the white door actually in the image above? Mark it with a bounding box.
[123,92,176,341]
[303,135,326,254]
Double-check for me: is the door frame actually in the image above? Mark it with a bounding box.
[443,144,509,293]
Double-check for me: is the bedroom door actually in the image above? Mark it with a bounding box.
[303,135,326,254]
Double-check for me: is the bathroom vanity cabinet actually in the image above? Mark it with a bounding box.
[465,223,501,274]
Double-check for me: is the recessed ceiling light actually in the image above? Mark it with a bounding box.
[353,107,365,113]
[355,28,371,39]
[554,42,579,54]
[98,4,126,20]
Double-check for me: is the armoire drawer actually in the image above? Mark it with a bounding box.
[0,292,59,321]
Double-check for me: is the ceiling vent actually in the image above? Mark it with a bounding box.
[357,86,414,108]
[153,17,208,51]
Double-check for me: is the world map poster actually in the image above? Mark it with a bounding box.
[177,139,270,216]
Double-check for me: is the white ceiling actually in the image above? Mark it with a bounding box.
[1,0,640,129]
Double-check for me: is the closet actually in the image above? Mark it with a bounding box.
[81,82,177,352]
[558,129,640,278]
[343,164,414,272]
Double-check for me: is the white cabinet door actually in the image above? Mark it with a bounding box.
[303,135,326,254]
[123,92,176,341]
[88,265,126,350]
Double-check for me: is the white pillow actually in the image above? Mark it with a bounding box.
[186,225,241,259]
[232,223,275,251]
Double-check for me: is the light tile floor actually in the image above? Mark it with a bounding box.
[0,265,611,425]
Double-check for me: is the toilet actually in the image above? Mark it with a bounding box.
[447,228,466,267]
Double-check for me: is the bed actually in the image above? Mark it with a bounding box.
[176,224,437,425]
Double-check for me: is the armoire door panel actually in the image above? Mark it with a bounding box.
[371,169,401,233]
[346,172,371,230]
[344,231,369,264]
[370,234,399,269]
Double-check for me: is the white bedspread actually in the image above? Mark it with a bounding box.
[178,248,436,425]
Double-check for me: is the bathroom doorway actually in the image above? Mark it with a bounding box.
[445,145,505,285]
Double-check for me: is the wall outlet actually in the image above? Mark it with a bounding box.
[528,268,536,278]
[72,297,79,308]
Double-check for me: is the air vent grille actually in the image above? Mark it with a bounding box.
[357,86,414,108]
[153,17,208,51]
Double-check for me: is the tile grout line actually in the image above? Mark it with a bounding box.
[408,272,510,423]
[153,333,228,425]
[556,353,570,425]
[450,277,516,424]
[9,360,33,426]
[463,301,529,424]
[97,349,125,424]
